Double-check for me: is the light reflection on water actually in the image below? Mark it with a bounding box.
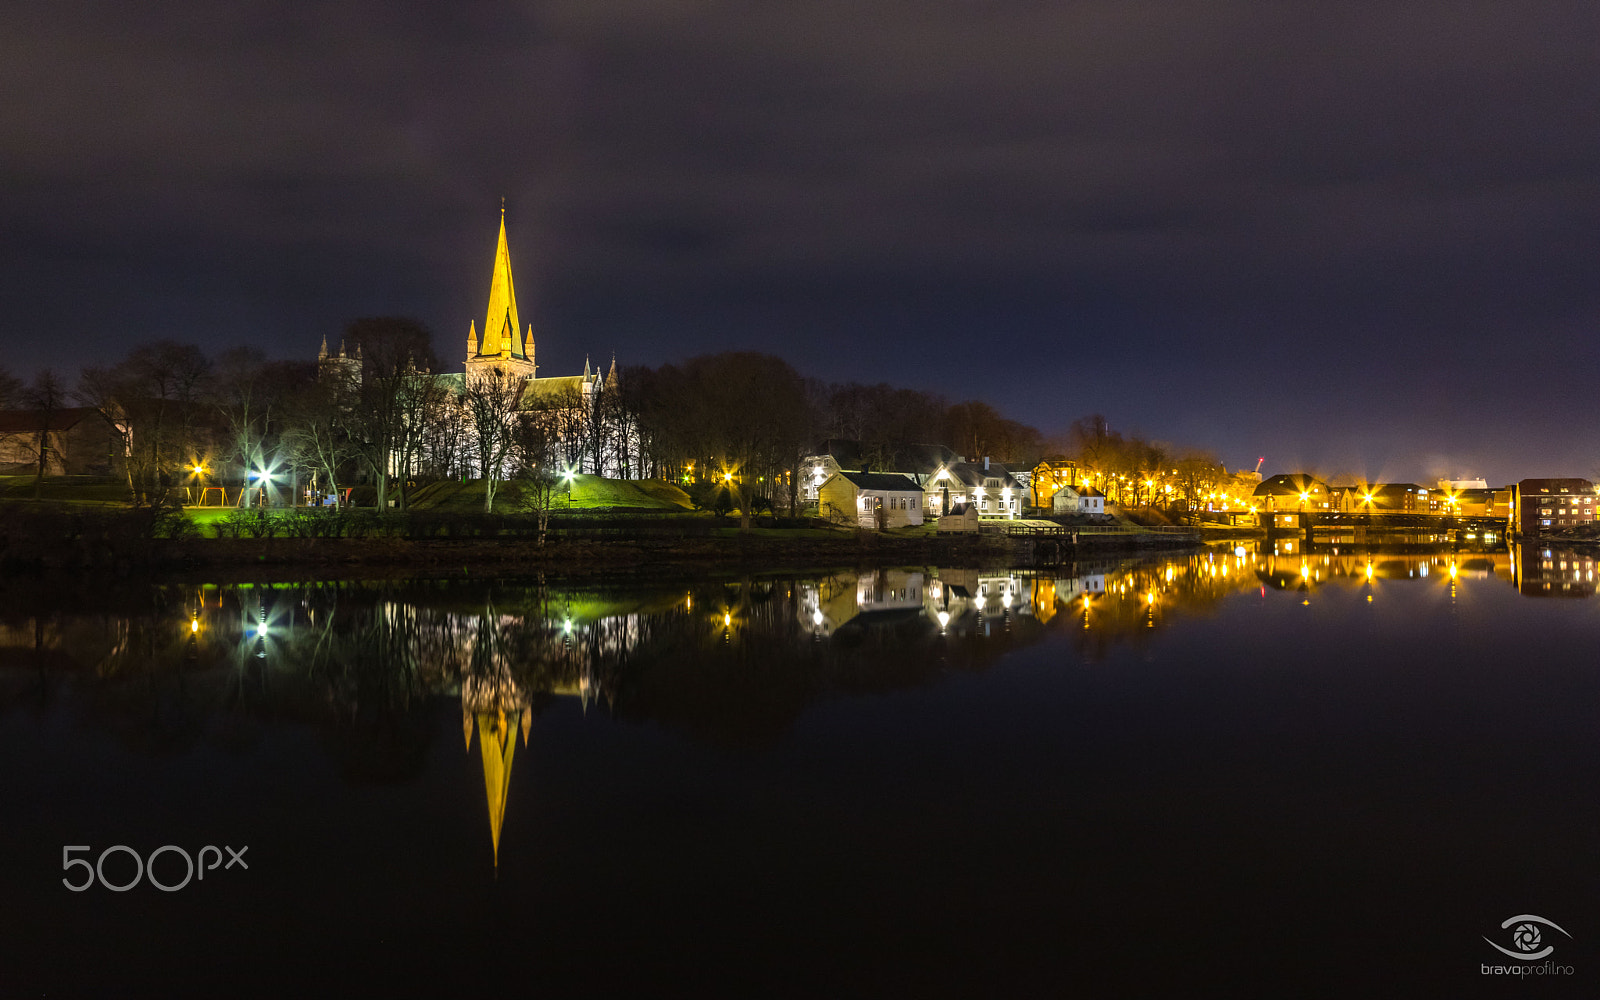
[3,543,1594,720]
[3,542,1598,993]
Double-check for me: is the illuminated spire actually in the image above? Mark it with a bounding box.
[482,205,521,360]
[476,710,518,869]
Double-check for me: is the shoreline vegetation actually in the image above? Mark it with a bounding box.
[0,487,1220,581]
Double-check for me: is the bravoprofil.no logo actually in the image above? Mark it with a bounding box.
[1483,914,1571,961]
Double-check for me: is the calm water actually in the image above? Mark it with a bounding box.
[2,544,1597,997]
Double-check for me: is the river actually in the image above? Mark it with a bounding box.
[2,543,1595,996]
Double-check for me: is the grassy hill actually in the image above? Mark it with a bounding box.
[410,475,693,512]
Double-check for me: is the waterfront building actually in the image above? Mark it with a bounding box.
[1253,473,1332,528]
[1442,487,1495,516]
[1052,483,1107,516]
[1051,483,1083,514]
[1366,483,1430,512]
[1031,456,1079,508]
[1515,478,1597,535]
[800,441,959,504]
[818,470,925,528]
[925,458,1025,518]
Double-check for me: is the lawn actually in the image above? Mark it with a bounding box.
[410,475,693,512]
[0,475,132,505]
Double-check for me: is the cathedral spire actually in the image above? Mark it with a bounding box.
[482,203,520,359]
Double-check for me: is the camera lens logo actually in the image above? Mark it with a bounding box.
[1484,915,1570,961]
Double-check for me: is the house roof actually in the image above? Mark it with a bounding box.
[1519,478,1595,493]
[835,470,922,492]
[941,461,1023,489]
[1076,485,1105,497]
[0,407,97,434]
[1253,473,1328,496]
[812,440,961,476]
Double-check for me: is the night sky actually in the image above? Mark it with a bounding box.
[4,2,1597,484]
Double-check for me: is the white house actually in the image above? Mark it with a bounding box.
[1051,484,1083,514]
[924,458,1025,519]
[818,470,925,529]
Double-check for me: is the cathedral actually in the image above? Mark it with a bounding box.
[464,204,610,410]
[314,204,625,482]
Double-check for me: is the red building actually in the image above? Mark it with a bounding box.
[1516,478,1597,535]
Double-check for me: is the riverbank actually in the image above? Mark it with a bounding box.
[0,508,1218,582]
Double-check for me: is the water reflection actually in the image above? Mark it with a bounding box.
[2,540,1594,866]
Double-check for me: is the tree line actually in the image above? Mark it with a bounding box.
[1,316,1240,516]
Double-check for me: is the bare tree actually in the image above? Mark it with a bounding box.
[74,366,135,492]
[342,317,439,511]
[511,411,559,545]
[462,364,526,513]
[0,365,20,409]
[215,348,310,501]
[281,370,357,507]
[20,370,68,498]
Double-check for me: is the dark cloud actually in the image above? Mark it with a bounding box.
[2,0,1597,481]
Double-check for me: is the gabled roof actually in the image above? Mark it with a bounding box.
[1076,485,1105,498]
[1253,473,1328,496]
[811,440,961,476]
[0,407,98,434]
[835,470,922,492]
[942,461,1023,490]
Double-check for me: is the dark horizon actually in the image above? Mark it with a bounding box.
[4,2,1597,484]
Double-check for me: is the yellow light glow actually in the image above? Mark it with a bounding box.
[190,618,199,633]
[723,612,731,627]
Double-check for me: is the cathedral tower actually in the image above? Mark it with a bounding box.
[464,202,537,381]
